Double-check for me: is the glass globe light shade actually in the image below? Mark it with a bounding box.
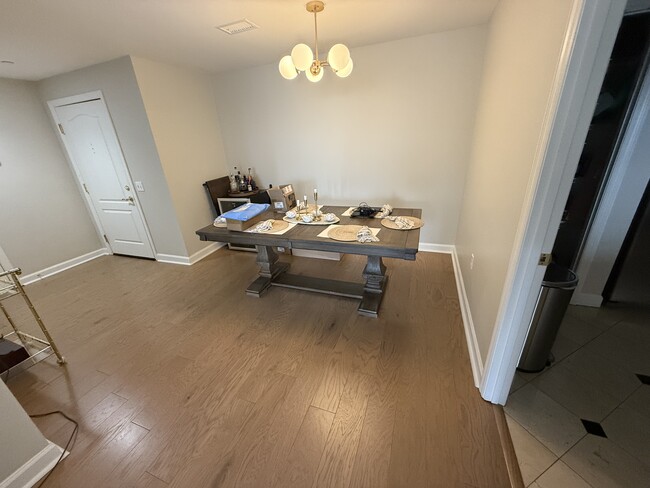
[305,65,324,83]
[327,44,350,71]
[291,43,313,72]
[335,58,353,78]
[279,55,297,80]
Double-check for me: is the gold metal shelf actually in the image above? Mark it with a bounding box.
[0,267,66,381]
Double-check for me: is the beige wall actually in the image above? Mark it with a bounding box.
[455,0,575,363]
[0,78,101,274]
[0,380,49,482]
[213,27,488,245]
[37,56,188,258]
[131,57,228,256]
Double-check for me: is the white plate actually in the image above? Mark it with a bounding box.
[283,215,340,226]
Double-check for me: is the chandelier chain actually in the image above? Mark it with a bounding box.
[314,10,319,62]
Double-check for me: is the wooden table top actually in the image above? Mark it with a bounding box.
[196,205,422,260]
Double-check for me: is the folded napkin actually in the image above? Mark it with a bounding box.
[251,219,274,233]
[387,216,414,229]
[220,203,270,221]
[357,226,380,243]
[376,204,393,218]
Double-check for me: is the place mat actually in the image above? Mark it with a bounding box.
[283,214,340,225]
[381,216,424,230]
[318,225,381,241]
[244,220,296,235]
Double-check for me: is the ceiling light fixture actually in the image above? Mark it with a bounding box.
[279,1,353,82]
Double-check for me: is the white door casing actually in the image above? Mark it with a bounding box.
[479,0,626,404]
[48,93,155,259]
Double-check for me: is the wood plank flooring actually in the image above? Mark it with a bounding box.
[3,249,511,487]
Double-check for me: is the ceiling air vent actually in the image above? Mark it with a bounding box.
[217,19,259,35]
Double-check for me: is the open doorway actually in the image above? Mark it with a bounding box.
[505,10,650,487]
[551,13,650,271]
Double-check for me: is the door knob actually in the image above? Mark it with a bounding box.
[122,196,135,205]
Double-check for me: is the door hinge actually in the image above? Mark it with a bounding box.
[538,253,552,266]
[82,183,89,194]
[103,234,109,244]
[57,123,65,135]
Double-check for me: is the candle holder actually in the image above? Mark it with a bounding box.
[313,191,319,218]
[293,192,323,221]
[281,188,339,226]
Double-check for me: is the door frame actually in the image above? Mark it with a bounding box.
[479,0,626,404]
[47,91,156,257]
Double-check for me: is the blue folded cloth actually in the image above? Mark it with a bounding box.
[220,203,270,221]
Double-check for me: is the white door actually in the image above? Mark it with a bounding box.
[50,96,155,259]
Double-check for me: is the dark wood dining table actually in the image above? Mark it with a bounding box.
[196,205,421,317]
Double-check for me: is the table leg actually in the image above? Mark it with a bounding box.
[246,245,289,297]
[358,255,387,317]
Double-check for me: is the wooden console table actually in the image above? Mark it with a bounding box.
[196,205,421,317]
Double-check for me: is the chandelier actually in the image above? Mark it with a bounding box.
[279,1,353,82]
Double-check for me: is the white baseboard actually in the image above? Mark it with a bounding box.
[450,246,483,388]
[571,292,603,308]
[418,242,454,253]
[190,242,225,264]
[20,248,109,286]
[0,441,66,488]
[155,253,189,265]
[156,242,225,266]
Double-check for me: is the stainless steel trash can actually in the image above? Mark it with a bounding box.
[517,263,579,373]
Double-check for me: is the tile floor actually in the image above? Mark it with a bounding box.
[506,304,650,488]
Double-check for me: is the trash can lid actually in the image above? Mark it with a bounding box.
[543,263,578,288]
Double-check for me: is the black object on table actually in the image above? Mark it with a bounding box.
[196,205,421,317]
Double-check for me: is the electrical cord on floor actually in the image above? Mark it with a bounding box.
[28,411,79,488]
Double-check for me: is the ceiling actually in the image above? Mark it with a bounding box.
[0,0,498,81]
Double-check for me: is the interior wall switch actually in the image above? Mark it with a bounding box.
[135,181,145,192]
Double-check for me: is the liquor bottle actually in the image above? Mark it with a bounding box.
[247,168,254,191]
[235,168,241,192]
[229,173,237,192]
[240,173,247,192]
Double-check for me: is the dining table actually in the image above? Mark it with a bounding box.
[196,205,422,317]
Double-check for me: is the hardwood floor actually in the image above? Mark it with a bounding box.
[4,249,511,487]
